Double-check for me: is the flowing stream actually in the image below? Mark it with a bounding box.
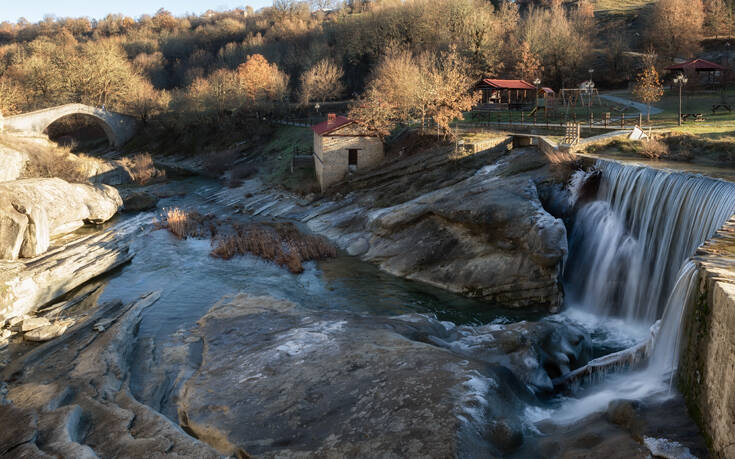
[5,157,730,455]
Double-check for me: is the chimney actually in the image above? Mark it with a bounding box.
[327,113,336,124]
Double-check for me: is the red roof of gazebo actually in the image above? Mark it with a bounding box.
[664,58,728,72]
[479,79,537,90]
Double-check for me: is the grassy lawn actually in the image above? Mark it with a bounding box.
[611,88,735,125]
[256,125,318,194]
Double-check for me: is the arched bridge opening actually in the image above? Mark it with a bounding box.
[2,104,139,149]
[44,113,113,152]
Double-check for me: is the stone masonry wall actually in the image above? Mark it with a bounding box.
[679,215,735,458]
[313,129,383,191]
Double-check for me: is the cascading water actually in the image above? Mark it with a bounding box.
[548,160,735,423]
[566,160,735,323]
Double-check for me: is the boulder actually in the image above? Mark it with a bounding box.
[178,293,536,457]
[121,191,158,212]
[20,317,51,332]
[0,178,122,260]
[0,145,28,182]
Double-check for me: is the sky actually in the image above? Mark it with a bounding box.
[1,0,273,23]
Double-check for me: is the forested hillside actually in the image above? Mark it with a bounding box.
[0,0,728,137]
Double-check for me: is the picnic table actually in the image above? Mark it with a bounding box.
[681,113,705,122]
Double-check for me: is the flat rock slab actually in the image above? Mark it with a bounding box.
[179,293,536,458]
[0,226,134,322]
[19,317,51,332]
[24,322,70,342]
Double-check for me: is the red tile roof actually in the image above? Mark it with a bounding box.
[312,115,354,135]
[480,79,537,90]
[665,58,729,72]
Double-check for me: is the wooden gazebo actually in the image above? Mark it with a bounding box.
[664,58,730,87]
[474,79,537,110]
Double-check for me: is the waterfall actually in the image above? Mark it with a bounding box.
[647,261,699,382]
[565,160,735,323]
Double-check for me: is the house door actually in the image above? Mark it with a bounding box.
[348,149,358,170]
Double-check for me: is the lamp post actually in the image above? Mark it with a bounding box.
[674,73,688,126]
[533,78,541,111]
[587,69,594,122]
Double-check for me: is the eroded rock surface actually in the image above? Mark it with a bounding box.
[176,293,587,457]
[0,293,219,459]
[0,223,134,322]
[306,148,570,311]
[0,178,122,260]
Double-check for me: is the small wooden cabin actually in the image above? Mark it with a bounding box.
[312,114,384,192]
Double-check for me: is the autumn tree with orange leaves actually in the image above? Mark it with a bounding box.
[633,65,664,122]
[237,54,289,110]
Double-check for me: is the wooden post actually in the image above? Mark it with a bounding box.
[639,113,643,127]
[621,113,625,128]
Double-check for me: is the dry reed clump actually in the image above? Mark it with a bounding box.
[210,222,336,274]
[638,138,669,160]
[161,208,217,239]
[121,153,164,185]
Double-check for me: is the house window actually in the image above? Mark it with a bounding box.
[348,149,358,168]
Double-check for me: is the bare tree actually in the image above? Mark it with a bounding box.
[704,0,731,38]
[299,58,344,105]
[646,0,705,59]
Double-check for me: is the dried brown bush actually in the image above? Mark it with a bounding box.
[210,222,336,274]
[638,139,669,160]
[162,208,217,239]
[4,135,90,183]
[121,153,164,184]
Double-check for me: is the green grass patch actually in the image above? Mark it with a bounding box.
[257,125,318,194]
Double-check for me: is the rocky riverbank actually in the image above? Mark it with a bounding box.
[198,143,574,311]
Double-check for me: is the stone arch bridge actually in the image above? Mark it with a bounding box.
[1,104,139,147]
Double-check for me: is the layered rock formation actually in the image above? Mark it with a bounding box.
[178,293,588,457]
[0,178,122,260]
[0,292,220,458]
[210,143,573,311]
[0,224,134,321]
[305,148,571,310]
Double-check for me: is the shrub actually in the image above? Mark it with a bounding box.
[638,139,669,160]
[210,222,336,274]
[121,152,163,184]
[161,208,216,239]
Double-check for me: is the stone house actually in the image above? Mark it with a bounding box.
[312,114,384,192]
